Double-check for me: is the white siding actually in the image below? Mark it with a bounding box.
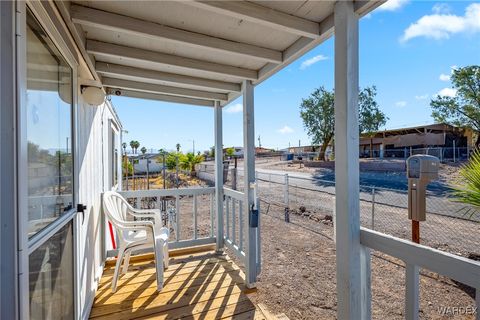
[76,91,121,319]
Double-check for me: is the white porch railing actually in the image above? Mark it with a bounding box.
[360,227,480,320]
[224,187,246,263]
[116,187,216,252]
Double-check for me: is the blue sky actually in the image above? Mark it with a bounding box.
[113,0,480,153]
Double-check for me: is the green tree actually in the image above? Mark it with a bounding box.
[300,86,387,160]
[299,87,334,160]
[130,140,136,154]
[123,159,133,176]
[140,146,147,155]
[179,152,204,176]
[225,147,235,158]
[134,141,140,154]
[165,152,183,170]
[359,86,388,157]
[452,151,480,217]
[209,146,215,158]
[430,65,480,146]
[176,143,181,152]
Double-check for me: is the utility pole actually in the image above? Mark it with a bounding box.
[192,139,195,155]
[258,135,261,148]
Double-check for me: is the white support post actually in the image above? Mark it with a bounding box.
[476,288,480,320]
[334,1,363,319]
[405,264,419,320]
[1,2,21,319]
[243,79,258,288]
[214,100,224,252]
[360,246,372,319]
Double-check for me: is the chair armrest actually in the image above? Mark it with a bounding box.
[129,208,160,218]
[115,220,155,232]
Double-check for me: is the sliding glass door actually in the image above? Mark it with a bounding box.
[25,9,75,320]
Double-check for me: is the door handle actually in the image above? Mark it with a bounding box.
[77,204,87,223]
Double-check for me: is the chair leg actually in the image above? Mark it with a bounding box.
[111,247,125,293]
[154,239,164,291]
[163,242,169,269]
[122,250,131,275]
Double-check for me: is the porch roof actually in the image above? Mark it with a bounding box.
[60,0,382,107]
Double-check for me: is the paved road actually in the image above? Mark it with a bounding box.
[250,167,479,222]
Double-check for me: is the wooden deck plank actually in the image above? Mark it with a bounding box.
[93,269,245,312]
[90,250,257,320]
[135,294,254,320]
[99,258,237,288]
[102,253,229,276]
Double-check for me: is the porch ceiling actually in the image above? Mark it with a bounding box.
[65,0,383,107]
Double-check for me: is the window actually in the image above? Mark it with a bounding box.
[109,122,120,187]
[29,222,74,320]
[26,10,73,237]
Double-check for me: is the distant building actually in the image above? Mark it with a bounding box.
[360,123,475,159]
[128,153,164,173]
[255,147,275,154]
[287,145,317,154]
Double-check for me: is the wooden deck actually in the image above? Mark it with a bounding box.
[89,246,270,320]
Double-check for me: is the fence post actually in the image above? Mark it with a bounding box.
[360,246,371,319]
[453,140,456,163]
[231,168,237,190]
[475,288,479,320]
[405,264,419,320]
[371,187,375,230]
[284,174,290,222]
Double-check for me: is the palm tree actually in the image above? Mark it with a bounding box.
[140,146,147,155]
[176,143,181,152]
[130,140,136,154]
[180,152,204,176]
[452,151,480,217]
[134,141,140,154]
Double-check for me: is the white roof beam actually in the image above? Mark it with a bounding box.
[188,1,320,38]
[96,62,241,92]
[71,4,282,64]
[87,40,258,80]
[102,77,228,101]
[106,88,215,107]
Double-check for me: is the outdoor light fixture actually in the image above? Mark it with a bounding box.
[81,86,105,106]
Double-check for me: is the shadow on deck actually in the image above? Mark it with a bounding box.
[90,246,268,319]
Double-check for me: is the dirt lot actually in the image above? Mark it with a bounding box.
[128,163,478,320]
[240,208,477,320]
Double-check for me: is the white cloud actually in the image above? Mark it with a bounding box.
[224,103,242,114]
[395,101,407,107]
[439,73,450,81]
[378,0,409,11]
[400,3,480,42]
[437,87,457,97]
[432,3,451,14]
[277,125,294,134]
[300,55,328,70]
[415,94,429,100]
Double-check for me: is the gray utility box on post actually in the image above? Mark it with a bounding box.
[406,155,440,221]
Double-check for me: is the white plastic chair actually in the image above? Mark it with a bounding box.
[103,191,169,292]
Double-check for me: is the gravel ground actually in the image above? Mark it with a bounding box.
[234,207,477,320]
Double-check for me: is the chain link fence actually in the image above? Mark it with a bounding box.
[254,171,480,258]
[196,160,480,257]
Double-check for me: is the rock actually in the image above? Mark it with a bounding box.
[275,283,282,288]
[324,215,333,221]
[299,206,306,213]
[306,252,310,257]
